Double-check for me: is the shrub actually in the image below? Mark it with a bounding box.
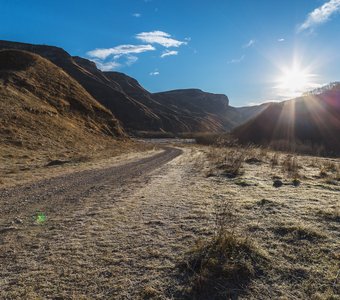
[182,233,267,299]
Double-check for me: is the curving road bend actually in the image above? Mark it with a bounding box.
[0,146,184,298]
[0,147,182,219]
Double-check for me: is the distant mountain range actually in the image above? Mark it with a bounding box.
[0,40,267,134]
[1,40,339,155]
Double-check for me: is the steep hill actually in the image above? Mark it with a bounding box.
[0,40,266,134]
[232,84,340,155]
[153,89,269,131]
[0,49,124,161]
[0,40,161,131]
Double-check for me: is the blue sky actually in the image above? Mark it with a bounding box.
[1,0,340,106]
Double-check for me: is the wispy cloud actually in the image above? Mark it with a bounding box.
[87,45,152,71]
[126,55,138,66]
[227,55,245,64]
[87,44,155,60]
[278,38,285,42]
[132,13,141,17]
[136,31,187,47]
[160,50,178,58]
[298,0,340,32]
[91,59,121,71]
[87,30,186,71]
[149,70,160,76]
[243,39,255,48]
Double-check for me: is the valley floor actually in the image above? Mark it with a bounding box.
[0,143,339,299]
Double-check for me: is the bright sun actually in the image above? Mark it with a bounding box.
[278,67,309,92]
[275,61,318,98]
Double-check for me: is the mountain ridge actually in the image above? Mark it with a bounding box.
[0,40,267,134]
[0,49,125,160]
[232,83,340,155]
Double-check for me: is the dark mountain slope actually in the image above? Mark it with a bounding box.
[106,74,233,132]
[0,40,161,131]
[232,84,340,154]
[0,40,267,133]
[153,89,268,131]
[0,50,124,156]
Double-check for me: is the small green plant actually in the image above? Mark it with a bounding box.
[33,212,46,224]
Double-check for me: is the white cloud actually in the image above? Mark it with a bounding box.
[298,0,340,32]
[160,50,178,58]
[132,13,141,17]
[87,44,155,60]
[227,55,245,64]
[87,31,185,70]
[136,31,187,47]
[126,55,138,66]
[91,59,121,71]
[149,70,160,76]
[278,38,285,42]
[243,39,255,48]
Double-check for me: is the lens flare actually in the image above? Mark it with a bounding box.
[275,62,318,98]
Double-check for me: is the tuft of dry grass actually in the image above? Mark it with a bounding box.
[178,197,269,299]
[270,153,280,167]
[204,147,246,178]
[182,233,268,299]
[281,154,300,178]
[317,208,340,223]
[273,223,325,242]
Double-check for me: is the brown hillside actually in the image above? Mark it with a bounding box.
[0,40,266,134]
[105,73,228,132]
[0,50,126,171]
[232,85,340,155]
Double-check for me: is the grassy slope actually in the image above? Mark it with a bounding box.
[232,90,340,155]
[0,49,129,186]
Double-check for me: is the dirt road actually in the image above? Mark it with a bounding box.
[0,147,182,216]
[0,147,195,299]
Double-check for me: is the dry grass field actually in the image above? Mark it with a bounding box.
[0,139,154,188]
[181,145,339,299]
[0,143,339,299]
